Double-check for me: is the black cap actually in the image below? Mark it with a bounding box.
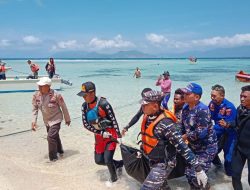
[77,81,96,96]
[163,71,170,76]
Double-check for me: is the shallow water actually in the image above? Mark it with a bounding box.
[1,58,249,139]
[0,58,249,189]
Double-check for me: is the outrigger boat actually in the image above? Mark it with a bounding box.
[0,75,72,93]
[235,71,250,82]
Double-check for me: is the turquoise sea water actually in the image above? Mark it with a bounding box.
[0,58,249,143]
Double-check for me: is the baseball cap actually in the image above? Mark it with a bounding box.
[139,90,164,105]
[77,81,96,96]
[36,77,52,86]
[181,83,202,95]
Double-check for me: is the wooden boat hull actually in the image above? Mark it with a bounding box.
[0,76,62,93]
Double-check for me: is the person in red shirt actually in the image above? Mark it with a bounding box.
[0,60,12,80]
[27,60,39,79]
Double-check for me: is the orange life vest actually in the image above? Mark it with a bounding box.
[0,65,6,72]
[31,63,39,72]
[141,110,177,155]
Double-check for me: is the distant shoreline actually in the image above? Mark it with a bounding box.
[1,57,250,60]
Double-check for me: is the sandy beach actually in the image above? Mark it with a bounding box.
[0,122,140,190]
[0,121,249,190]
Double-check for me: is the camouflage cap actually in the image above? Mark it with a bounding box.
[139,90,164,105]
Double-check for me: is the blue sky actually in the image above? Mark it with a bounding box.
[0,0,250,57]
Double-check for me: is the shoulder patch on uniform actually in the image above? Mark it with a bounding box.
[209,103,215,111]
[226,109,232,116]
[219,107,226,115]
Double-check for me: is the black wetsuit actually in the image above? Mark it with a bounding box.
[232,106,250,190]
[81,97,123,182]
[124,106,143,131]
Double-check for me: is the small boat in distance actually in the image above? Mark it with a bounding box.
[235,71,250,82]
[189,56,197,63]
[0,75,72,93]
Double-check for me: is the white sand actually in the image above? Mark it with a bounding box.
[0,124,249,190]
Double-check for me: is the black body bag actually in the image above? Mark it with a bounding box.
[120,144,150,183]
[120,144,186,183]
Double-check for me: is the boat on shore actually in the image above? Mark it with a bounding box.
[0,75,72,93]
[235,71,250,82]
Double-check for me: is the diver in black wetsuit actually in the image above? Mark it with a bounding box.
[122,88,152,136]
[77,81,123,184]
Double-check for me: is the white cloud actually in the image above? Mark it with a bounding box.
[146,33,169,44]
[145,33,250,51]
[0,39,11,47]
[52,40,84,51]
[145,33,189,50]
[191,33,250,48]
[89,35,135,49]
[23,35,41,44]
[57,40,77,49]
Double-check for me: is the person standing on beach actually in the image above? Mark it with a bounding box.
[180,83,217,190]
[27,60,39,79]
[45,58,56,79]
[156,71,172,109]
[0,60,12,80]
[77,81,123,184]
[31,77,71,161]
[231,85,250,190]
[138,90,208,190]
[133,67,141,78]
[122,88,152,136]
[208,84,237,176]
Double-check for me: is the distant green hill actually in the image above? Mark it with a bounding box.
[52,50,155,59]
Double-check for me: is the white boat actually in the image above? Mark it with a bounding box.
[0,75,72,93]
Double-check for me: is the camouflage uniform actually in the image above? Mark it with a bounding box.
[141,116,202,190]
[181,102,217,189]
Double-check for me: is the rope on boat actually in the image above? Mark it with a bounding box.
[11,69,30,75]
